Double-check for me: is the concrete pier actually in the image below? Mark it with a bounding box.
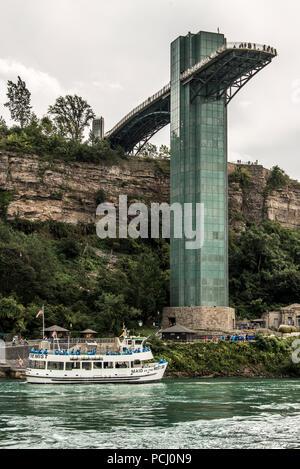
[0,362,26,379]
[0,344,31,379]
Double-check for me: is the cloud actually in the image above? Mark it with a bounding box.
[238,100,252,108]
[109,83,123,90]
[0,58,64,121]
[92,81,123,91]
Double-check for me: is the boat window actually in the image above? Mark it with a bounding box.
[135,340,142,345]
[115,362,129,368]
[66,362,80,370]
[93,362,102,369]
[103,362,114,369]
[48,362,64,370]
[82,362,92,370]
[133,360,141,367]
[30,360,46,369]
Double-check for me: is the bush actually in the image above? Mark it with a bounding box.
[0,121,125,164]
[0,190,13,219]
[229,167,251,188]
[279,326,297,333]
[57,238,81,259]
[95,189,106,205]
[264,166,289,198]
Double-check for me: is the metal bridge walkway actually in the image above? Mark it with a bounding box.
[105,42,277,153]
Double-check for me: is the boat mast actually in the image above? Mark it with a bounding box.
[42,305,45,339]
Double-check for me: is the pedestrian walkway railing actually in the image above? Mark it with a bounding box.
[106,41,277,141]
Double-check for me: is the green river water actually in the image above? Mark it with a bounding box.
[0,378,299,449]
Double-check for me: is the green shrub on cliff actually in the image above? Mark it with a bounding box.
[0,120,125,164]
[149,337,300,378]
[264,166,290,198]
[229,167,251,188]
[0,191,13,219]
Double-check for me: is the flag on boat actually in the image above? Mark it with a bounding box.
[36,310,43,318]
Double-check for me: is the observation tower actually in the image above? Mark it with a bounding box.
[107,31,277,330]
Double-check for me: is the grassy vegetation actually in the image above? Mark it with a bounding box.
[149,336,300,378]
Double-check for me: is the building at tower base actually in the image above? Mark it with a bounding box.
[162,306,235,332]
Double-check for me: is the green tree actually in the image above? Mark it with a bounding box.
[57,238,81,259]
[4,76,32,128]
[264,166,289,198]
[0,296,26,333]
[94,293,140,335]
[229,222,300,317]
[158,144,170,159]
[0,191,13,220]
[0,233,58,304]
[48,95,95,141]
[121,252,168,322]
[138,142,158,158]
[268,166,289,189]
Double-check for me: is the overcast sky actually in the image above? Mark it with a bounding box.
[0,0,299,178]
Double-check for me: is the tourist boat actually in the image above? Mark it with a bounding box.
[25,331,168,384]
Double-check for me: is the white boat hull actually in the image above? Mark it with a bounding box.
[25,365,167,385]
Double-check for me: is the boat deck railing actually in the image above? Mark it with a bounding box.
[29,346,152,358]
[42,338,115,345]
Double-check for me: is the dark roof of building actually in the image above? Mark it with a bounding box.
[161,324,196,334]
[44,325,69,332]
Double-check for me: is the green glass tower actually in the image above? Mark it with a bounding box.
[106,30,277,330]
[170,31,228,308]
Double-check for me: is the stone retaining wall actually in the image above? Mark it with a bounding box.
[162,306,236,331]
[4,345,32,361]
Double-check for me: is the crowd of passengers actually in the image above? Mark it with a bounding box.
[30,346,152,356]
[220,334,255,342]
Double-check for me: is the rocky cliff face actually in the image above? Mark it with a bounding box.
[228,162,300,231]
[0,151,299,231]
[0,151,169,225]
